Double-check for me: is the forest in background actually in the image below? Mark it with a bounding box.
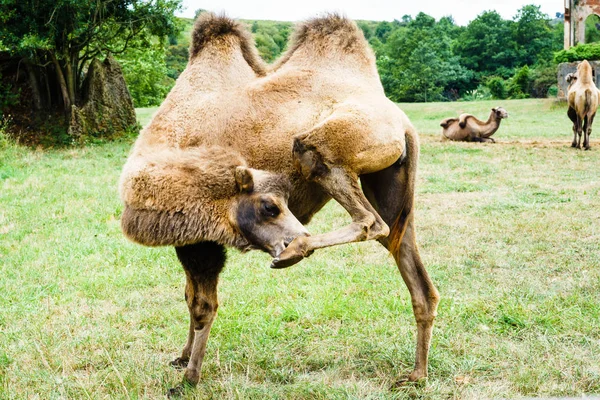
[5,3,600,143]
[122,6,577,107]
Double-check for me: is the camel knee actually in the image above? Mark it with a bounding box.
[412,299,438,325]
[292,137,329,180]
[411,290,439,324]
[191,299,217,330]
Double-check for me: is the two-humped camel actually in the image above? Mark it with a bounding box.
[567,60,599,150]
[120,13,438,393]
[440,107,508,142]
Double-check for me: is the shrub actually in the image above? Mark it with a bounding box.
[461,84,492,101]
[507,66,531,98]
[486,76,508,99]
[530,64,559,98]
[554,42,600,63]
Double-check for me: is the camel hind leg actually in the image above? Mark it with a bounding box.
[584,113,595,150]
[360,133,439,383]
[568,107,578,148]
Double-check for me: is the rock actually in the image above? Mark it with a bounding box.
[68,55,138,138]
[557,61,600,99]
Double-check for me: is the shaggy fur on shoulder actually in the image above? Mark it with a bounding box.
[120,146,247,247]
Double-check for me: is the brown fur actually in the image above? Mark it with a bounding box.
[441,107,508,142]
[190,13,267,76]
[120,13,439,392]
[567,60,599,149]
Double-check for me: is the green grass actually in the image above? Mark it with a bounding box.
[1,98,599,398]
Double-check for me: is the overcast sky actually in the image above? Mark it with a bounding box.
[176,0,563,26]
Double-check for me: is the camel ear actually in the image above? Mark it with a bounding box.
[491,107,497,112]
[235,167,254,193]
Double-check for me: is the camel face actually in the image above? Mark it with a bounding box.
[493,107,509,119]
[233,168,309,257]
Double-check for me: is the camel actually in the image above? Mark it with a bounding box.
[440,107,509,142]
[119,13,439,394]
[567,60,599,150]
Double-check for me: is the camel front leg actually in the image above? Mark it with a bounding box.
[170,279,195,369]
[576,115,583,149]
[169,242,224,396]
[272,165,389,269]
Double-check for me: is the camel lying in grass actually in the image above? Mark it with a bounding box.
[567,60,599,150]
[119,13,439,394]
[440,107,508,142]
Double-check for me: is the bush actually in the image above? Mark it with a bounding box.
[486,76,508,99]
[554,42,600,63]
[530,64,558,98]
[461,84,492,101]
[507,66,531,98]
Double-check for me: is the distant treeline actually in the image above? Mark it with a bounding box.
[119,6,600,106]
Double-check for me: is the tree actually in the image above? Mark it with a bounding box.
[0,0,180,139]
[377,12,472,102]
[512,5,554,66]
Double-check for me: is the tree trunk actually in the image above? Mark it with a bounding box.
[65,52,76,106]
[24,60,43,111]
[50,51,71,113]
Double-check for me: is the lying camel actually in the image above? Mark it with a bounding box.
[567,60,599,150]
[440,107,508,142]
[119,13,439,394]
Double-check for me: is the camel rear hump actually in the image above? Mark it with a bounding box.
[272,14,376,74]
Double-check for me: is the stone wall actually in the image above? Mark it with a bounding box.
[557,61,600,99]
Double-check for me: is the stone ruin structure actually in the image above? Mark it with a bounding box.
[559,0,600,98]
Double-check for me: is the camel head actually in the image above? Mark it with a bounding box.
[492,107,508,120]
[232,167,309,258]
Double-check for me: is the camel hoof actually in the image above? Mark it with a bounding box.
[270,254,304,269]
[169,357,189,370]
[571,142,577,148]
[167,385,185,398]
[391,373,427,389]
[270,237,308,269]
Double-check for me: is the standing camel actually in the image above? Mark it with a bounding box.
[119,13,439,394]
[440,107,508,142]
[567,60,599,150]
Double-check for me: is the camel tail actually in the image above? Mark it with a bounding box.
[585,89,592,115]
[387,129,419,256]
[189,12,266,76]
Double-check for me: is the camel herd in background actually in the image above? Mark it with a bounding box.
[440,59,599,149]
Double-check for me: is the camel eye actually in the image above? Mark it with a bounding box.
[260,200,280,218]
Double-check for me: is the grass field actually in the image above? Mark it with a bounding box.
[1,98,599,399]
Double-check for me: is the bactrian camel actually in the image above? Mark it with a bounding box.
[440,107,509,142]
[119,13,439,394]
[567,60,599,150]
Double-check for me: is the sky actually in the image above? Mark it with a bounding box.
[176,0,563,26]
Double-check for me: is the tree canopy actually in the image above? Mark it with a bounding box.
[0,0,181,139]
